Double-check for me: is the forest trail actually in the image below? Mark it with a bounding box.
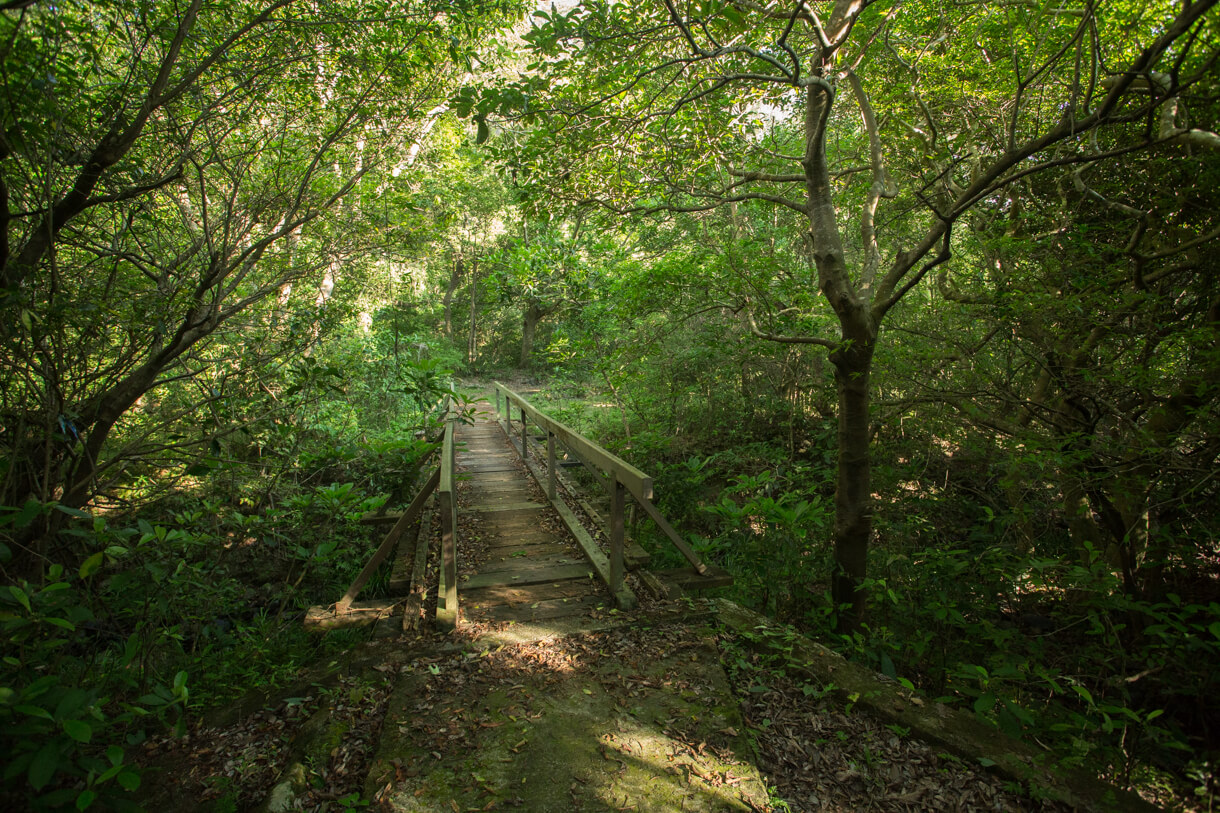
[355,399,772,808]
[320,397,772,810]
[139,392,1158,813]
[454,401,611,625]
[362,617,772,811]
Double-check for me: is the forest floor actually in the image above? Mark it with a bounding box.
[135,610,1078,812]
[128,379,1160,812]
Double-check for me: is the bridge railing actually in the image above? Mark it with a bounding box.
[493,383,711,599]
[436,399,459,629]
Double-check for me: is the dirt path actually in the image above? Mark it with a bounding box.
[365,622,769,812]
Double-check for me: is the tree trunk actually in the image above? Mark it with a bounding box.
[521,302,542,367]
[828,325,876,634]
[467,260,478,364]
[803,81,878,635]
[443,256,464,338]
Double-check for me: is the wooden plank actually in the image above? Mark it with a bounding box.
[473,553,583,575]
[471,533,566,549]
[638,569,685,601]
[481,542,571,558]
[519,454,637,611]
[466,492,538,505]
[466,482,535,493]
[462,580,596,605]
[468,501,546,514]
[462,471,522,482]
[495,383,653,503]
[305,600,400,632]
[652,565,734,590]
[470,594,607,623]
[461,563,594,590]
[336,466,439,613]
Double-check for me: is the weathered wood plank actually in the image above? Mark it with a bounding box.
[305,600,400,631]
[478,537,568,556]
[461,580,597,606]
[461,562,595,590]
[473,553,583,575]
[469,594,607,623]
[466,498,544,510]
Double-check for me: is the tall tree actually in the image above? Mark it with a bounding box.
[0,0,522,565]
[472,0,1219,629]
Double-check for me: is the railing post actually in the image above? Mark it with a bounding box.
[609,476,625,596]
[520,408,528,456]
[546,431,557,501]
[437,407,458,630]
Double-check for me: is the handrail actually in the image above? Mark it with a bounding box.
[436,399,459,630]
[493,383,710,598]
[495,384,653,503]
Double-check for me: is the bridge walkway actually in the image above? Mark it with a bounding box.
[455,401,609,624]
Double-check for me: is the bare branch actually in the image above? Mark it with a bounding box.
[748,310,838,349]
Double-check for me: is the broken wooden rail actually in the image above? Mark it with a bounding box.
[307,397,459,631]
[492,383,727,600]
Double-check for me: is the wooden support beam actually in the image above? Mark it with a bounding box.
[305,600,401,632]
[436,414,459,630]
[610,477,625,596]
[402,504,434,631]
[336,466,440,613]
[652,565,734,590]
[634,495,709,575]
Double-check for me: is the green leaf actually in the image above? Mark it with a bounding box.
[16,704,53,719]
[9,585,31,612]
[79,552,104,579]
[105,745,124,767]
[475,117,489,144]
[28,742,60,791]
[63,719,92,743]
[116,769,140,791]
[973,694,997,714]
[76,789,96,810]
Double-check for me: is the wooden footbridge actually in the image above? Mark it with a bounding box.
[307,384,731,632]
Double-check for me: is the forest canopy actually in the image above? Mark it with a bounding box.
[2,0,1219,809]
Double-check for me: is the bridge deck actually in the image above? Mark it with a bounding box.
[455,401,610,624]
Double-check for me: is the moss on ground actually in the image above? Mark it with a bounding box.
[366,626,768,811]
